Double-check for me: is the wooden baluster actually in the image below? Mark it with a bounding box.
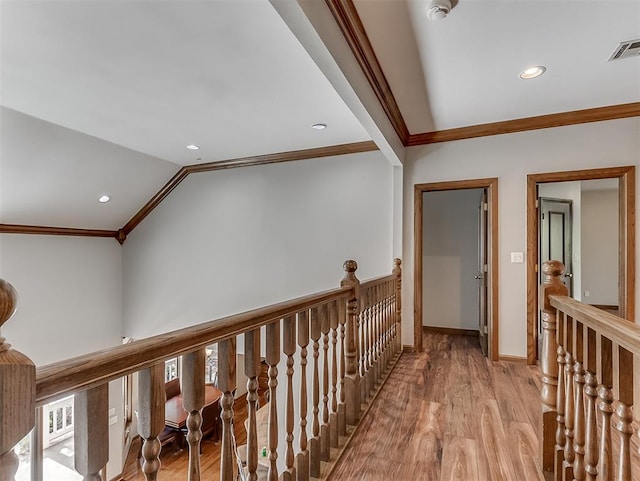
[329,300,339,449]
[320,304,330,462]
[614,347,633,481]
[597,336,613,481]
[374,285,381,383]
[74,385,109,481]
[383,281,390,369]
[564,351,575,481]
[245,329,261,481]
[218,338,237,481]
[297,311,310,481]
[138,363,165,481]
[337,297,347,436]
[573,321,586,481]
[584,329,598,481]
[393,258,402,355]
[369,287,377,388]
[556,343,567,481]
[181,349,205,481]
[361,291,370,402]
[283,316,296,481]
[266,321,281,481]
[340,260,361,425]
[540,261,566,473]
[0,280,35,481]
[309,307,321,478]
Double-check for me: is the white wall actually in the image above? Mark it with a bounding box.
[0,234,124,478]
[404,117,640,357]
[582,189,619,305]
[538,181,582,301]
[422,189,482,330]
[123,150,394,339]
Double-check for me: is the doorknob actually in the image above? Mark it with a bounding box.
[564,273,573,278]
[474,275,483,279]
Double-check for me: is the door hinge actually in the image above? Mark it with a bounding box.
[484,325,488,334]
[535,263,538,273]
[535,199,539,208]
[483,264,488,273]
[541,212,545,220]
[483,202,488,211]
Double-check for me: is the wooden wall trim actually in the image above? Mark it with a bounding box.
[0,224,119,239]
[185,141,377,174]
[414,178,499,360]
[526,165,635,365]
[122,168,189,236]
[122,141,378,238]
[407,102,640,145]
[3,141,378,242]
[325,0,409,144]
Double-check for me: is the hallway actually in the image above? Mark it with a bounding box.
[328,332,545,481]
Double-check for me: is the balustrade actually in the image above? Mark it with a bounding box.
[0,259,402,481]
[540,260,640,481]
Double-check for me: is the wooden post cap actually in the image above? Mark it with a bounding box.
[393,258,401,268]
[0,280,35,456]
[343,260,358,273]
[541,260,565,279]
[0,279,18,329]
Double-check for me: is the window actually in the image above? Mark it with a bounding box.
[165,358,178,382]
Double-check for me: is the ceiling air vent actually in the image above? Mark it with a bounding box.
[608,39,640,61]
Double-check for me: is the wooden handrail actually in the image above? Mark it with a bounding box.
[540,260,640,481]
[36,285,351,406]
[549,296,640,354]
[2,258,404,481]
[359,273,395,290]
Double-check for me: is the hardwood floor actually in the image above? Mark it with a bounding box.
[328,332,546,481]
[123,390,267,481]
[123,332,640,481]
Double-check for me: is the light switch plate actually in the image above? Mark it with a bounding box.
[511,252,524,263]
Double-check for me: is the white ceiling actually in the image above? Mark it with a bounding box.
[355,0,640,132]
[0,0,370,229]
[1,0,639,231]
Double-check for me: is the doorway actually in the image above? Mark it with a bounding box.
[414,178,499,360]
[526,166,635,364]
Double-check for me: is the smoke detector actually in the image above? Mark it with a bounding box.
[608,39,640,61]
[427,0,451,20]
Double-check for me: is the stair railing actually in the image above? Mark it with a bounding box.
[0,258,402,481]
[540,260,639,481]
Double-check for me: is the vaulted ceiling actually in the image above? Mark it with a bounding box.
[1,0,639,234]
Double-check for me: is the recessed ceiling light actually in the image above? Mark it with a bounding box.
[186,144,200,150]
[311,123,327,130]
[98,195,110,203]
[520,66,546,79]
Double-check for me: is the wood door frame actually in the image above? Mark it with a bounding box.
[526,166,636,364]
[414,178,499,360]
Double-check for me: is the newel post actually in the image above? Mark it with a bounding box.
[0,280,36,481]
[540,260,567,473]
[340,260,361,425]
[392,258,402,353]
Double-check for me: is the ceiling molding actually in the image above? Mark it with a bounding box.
[325,0,410,144]
[2,141,378,243]
[0,224,119,239]
[407,102,640,145]
[121,168,190,236]
[121,140,379,239]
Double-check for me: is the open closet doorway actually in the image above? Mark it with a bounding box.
[526,166,635,364]
[414,178,499,360]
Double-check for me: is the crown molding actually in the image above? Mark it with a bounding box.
[121,140,378,239]
[0,224,119,239]
[3,141,378,243]
[407,102,640,145]
[325,0,409,144]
